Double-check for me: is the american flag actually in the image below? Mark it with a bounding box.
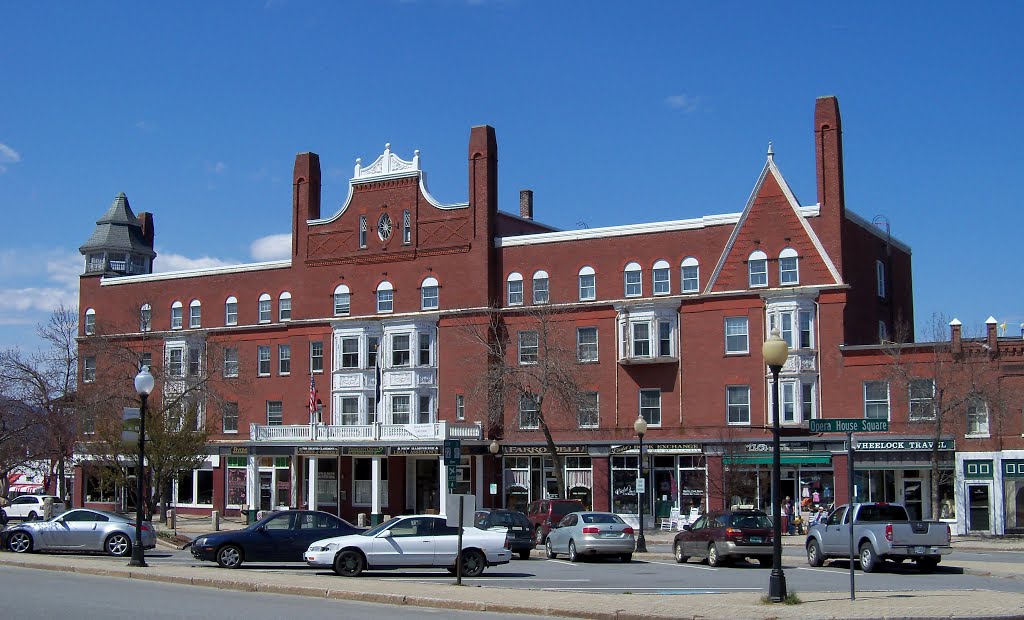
[308,375,319,415]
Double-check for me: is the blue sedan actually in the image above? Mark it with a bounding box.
[191,510,361,568]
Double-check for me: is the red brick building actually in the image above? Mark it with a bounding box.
[75,96,1024,535]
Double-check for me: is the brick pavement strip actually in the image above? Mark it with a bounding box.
[4,551,1024,620]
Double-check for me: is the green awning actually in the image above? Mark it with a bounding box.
[723,454,833,466]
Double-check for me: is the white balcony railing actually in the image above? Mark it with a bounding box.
[249,421,482,443]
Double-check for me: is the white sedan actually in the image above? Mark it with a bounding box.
[306,514,511,577]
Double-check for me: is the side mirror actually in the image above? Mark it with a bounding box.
[255,525,266,533]
[377,529,392,539]
[681,524,692,531]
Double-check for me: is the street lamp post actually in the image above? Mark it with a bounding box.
[633,416,648,553]
[762,328,790,602]
[489,440,500,508]
[129,366,155,568]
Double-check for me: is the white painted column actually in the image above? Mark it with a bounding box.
[246,454,258,520]
[474,454,484,509]
[439,455,450,516]
[371,457,382,521]
[290,455,299,509]
[307,457,318,510]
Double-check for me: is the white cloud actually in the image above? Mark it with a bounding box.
[134,120,158,132]
[0,142,21,173]
[0,287,77,314]
[665,94,701,113]
[154,252,237,273]
[205,161,227,174]
[250,234,291,261]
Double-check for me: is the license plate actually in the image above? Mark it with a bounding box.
[749,536,762,543]
[914,546,926,554]
[512,526,526,531]
[601,532,620,538]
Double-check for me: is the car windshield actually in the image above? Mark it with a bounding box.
[360,517,401,537]
[728,514,771,528]
[581,513,624,524]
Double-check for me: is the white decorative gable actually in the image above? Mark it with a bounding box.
[354,143,420,180]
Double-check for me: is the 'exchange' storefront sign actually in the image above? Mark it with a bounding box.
[856,439,955,451]
[611,443,702,454]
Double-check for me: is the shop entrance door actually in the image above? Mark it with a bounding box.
[259,472,273,511]
[967,484,990,532]
[902,478,923,520]
[415,459,439,514]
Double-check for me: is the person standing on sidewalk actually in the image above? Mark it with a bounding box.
[781,497,793,535]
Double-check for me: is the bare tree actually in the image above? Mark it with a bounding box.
[458,305,593,499]
[0,397,47,497]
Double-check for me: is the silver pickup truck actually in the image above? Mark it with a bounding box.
[805,502,951,573]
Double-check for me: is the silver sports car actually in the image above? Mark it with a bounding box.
[2,508,156,556]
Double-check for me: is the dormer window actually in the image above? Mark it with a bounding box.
[507,272,524,306]
[779,248,799,285]
[652,260,670,295]
[748,250,768,287]
[624,262,642,297]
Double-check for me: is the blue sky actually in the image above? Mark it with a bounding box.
[2,1,1021,351]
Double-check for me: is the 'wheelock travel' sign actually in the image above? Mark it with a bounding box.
[855,439,955,451]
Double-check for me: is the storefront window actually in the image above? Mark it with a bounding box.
[678,456,706,517]
[939,479,956,520]
[565,456,593,510]
[611,456,639,515]
[797,470,834,512]
[854,470,896,503]
[84,466,117,503]
[353,458,389,507]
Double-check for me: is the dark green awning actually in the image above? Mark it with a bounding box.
[723,454,833,466]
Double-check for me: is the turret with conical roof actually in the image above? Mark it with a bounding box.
[79,192,156,276]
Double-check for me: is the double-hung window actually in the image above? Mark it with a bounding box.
[681,257,699,293]
[518,331,539,364]
[310,341,323,373]
[966,395,989,436]
[258,294,271,323]
[188,347,202,376]
[418,333,431,366]
[84,309,96,335]
[631,323,651,357]
[748,250,768,287]
[799,310,813,348]
[624,262,642,297]
[278,344,291,375]
[909,378,936,421]
[578,392,599,428]
[727,385,751,424]
[519,394,539,429]
[532,271,549,304]
[367,336,379,369]
[578,266,596,301]
[658,321,672,357]
[222,402,238,433]
[257,345,271,376]
[652,260,670,295]
[266,401,283,426]
[341,337,359,368]
[171,301,183,329]
[83,356,96,383]
[140,304,152,331]
[334,285,351,316]
[223,348,239,378]
[779,248,799,285]
[392,334,411,367]
[507,273,524,306]
[224,297,237,326]
[391,395,411,425]
[376,282,393,313]
[801,383,816,420]
[781,381,796,423]
[168,347,185,377]
[417,395,432,424]
[639,389,661,426]
[724,317,749,354]
[279,292,291,321]
[421,277,439,310]
[189,300,201,328]
[338,397,359,425]
[577,327,598,362]
[864,381,890,420]
[455,394,465,421]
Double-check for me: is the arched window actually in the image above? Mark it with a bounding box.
[681,257,700,293]
[84,308,96,335]
[140,303,152,332]
[507,272,524,306]
[748,250,768,288]
[578,266,596,301]
[333,285,351,316]
[279,291,292,321]
[224,296,238,325]
[532,270,549,304]
[189,299,202,328]
[421,277,439,310]
[376,281,394,313]
[258,293,272,323]
[171,301,183,329]
[624,262,642,297]
[652,260,670,295]
[779,248,799,286]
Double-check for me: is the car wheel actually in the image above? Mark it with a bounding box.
[518,549,531,560]
[545,539,557,559]
[806,540,824,567]
[333,549,365,577]
[707,543,725,567]
[620,553,632,563]
[105,533,132,557]
[568,540,579,563]
[859,543,879,573]
[216,544,244,569]
[535,527,545,546]
[26,511,38,522]
[460,549,486,577]
[915,557,939,573]
[8,531,33,553]
[673,541,689,564]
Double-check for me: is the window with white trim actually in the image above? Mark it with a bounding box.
[310,341,323,374]
[421,277,438,310]
[189,300,201,328]
[639,389,661,426]
[652,259,670,295]
[681,257,699,293]
[83,356,96,383]
[966,395,989,436]
[366,336,379,369]
[748,250,768,287]
[338,396,359,425]
[799,310,813,349]
[802,382,816,421]
[223,348,239,378]
[403,209,411,244]
[278,344,291,375]
[417,394,432,424]
[391,334,411,367]
[341,337,359,368]
[366,395,377,425]
[624,262,642,297]
[507,272,523,306]
[518,331,539,365]
[876,259,886,299]
[84,309,96,335]
[168,346,185,377]
[578,392,599,428]
[279,292,291,321]
[724,316,749,354]
[727,385,750,424]
[140,304,152,332]
[631,323,651,357]
[266,401,283,426]
[391,394,411,425]
[864,381,890,420]
[577,327,598,362]
[519,394,539,429]
[171,301,183,329]
[617,309,677,361]
[222,402,238,433]
[909,378,935,421]
[578,266,596,301]
[188,347,202,376]
[779,247,799,285]
[658,321,672,357]
[333,284,350,316]
[781,381,796,423]
[224,297,237,326]
[376,282,393,313]
[418,333,432,366]
[455,394,465,421]
[257,345,271,376]
[258,294,271,323]
[359,216,367,248]
[532,270,549,304]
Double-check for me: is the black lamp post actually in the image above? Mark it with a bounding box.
[762,328,790,602]
[633,415,648,553]
[489,440,500,508]
[129,365,155,567]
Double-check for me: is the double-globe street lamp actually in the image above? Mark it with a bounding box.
[489,440,500,508]
[129,366,155,568]
[633,415,648,553]
[761,328,790,602]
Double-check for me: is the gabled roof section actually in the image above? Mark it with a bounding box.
[79,192,156,257]
[705,149,842,294]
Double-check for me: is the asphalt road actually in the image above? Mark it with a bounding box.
[0,565,549,620]
[145,546,1024,596]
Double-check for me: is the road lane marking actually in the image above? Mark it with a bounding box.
[644,559,717,571]
[544,559,579,566]
[539,586,761,591]
[383,577,589,582]
[797,567,840,574]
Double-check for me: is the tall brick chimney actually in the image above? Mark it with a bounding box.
[950,318,962,356]
[292,152,322,259]
[986,316,998,355]
[814,96,846,277]
[519,189,534,220]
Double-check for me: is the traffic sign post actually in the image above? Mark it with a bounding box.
[447,466,458,491]
[443,439,461,466]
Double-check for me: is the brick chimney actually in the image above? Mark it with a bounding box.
[950,318,962,356]
[814,96,846,277]
[519,189,534,220]
[986,316,998,355]
[138,212,155,249]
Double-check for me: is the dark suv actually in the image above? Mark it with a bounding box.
[672,509,774,567]
[527,499,584,545]
[475,509,534,559]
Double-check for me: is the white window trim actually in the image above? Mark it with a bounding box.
[624,262,642,297]
[908,378,936,421]
[421,277,439,310]
[576,327,598,363]
[257,345,271,377]
[748,250,768,288]
[376,281,394,314]
[532,270,549,305]
[189,299,202,328]
[863,380,890,421]
[652,259,671,295]
[258,293,272,324]
[779,247,799,286]
[84,308,96,335]
[334,284,351,316]
[279,291,292,322]
[726,385,751,425]
[171,301,183,330]
[224,297,237,326]
[638,388,662,427]
[578,392,599,429]
[578,266,596,301]
[507,272,524,306]
[681,257,699,293]
[724,316,749,355]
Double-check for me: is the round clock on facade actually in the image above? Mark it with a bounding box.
[377,213,393,241]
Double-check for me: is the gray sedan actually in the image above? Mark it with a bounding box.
[544,511,635,562]
[2,508,156,556]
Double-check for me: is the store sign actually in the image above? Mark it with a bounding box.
[297,447,339,456]
[745,442,811,453]
[343,447,387,456]
[230,447,250,455]
[611,443,701,455]
[391,446,440,456]
[810,418,889,433]
[503,445,588,455]
[855,439,955,451]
